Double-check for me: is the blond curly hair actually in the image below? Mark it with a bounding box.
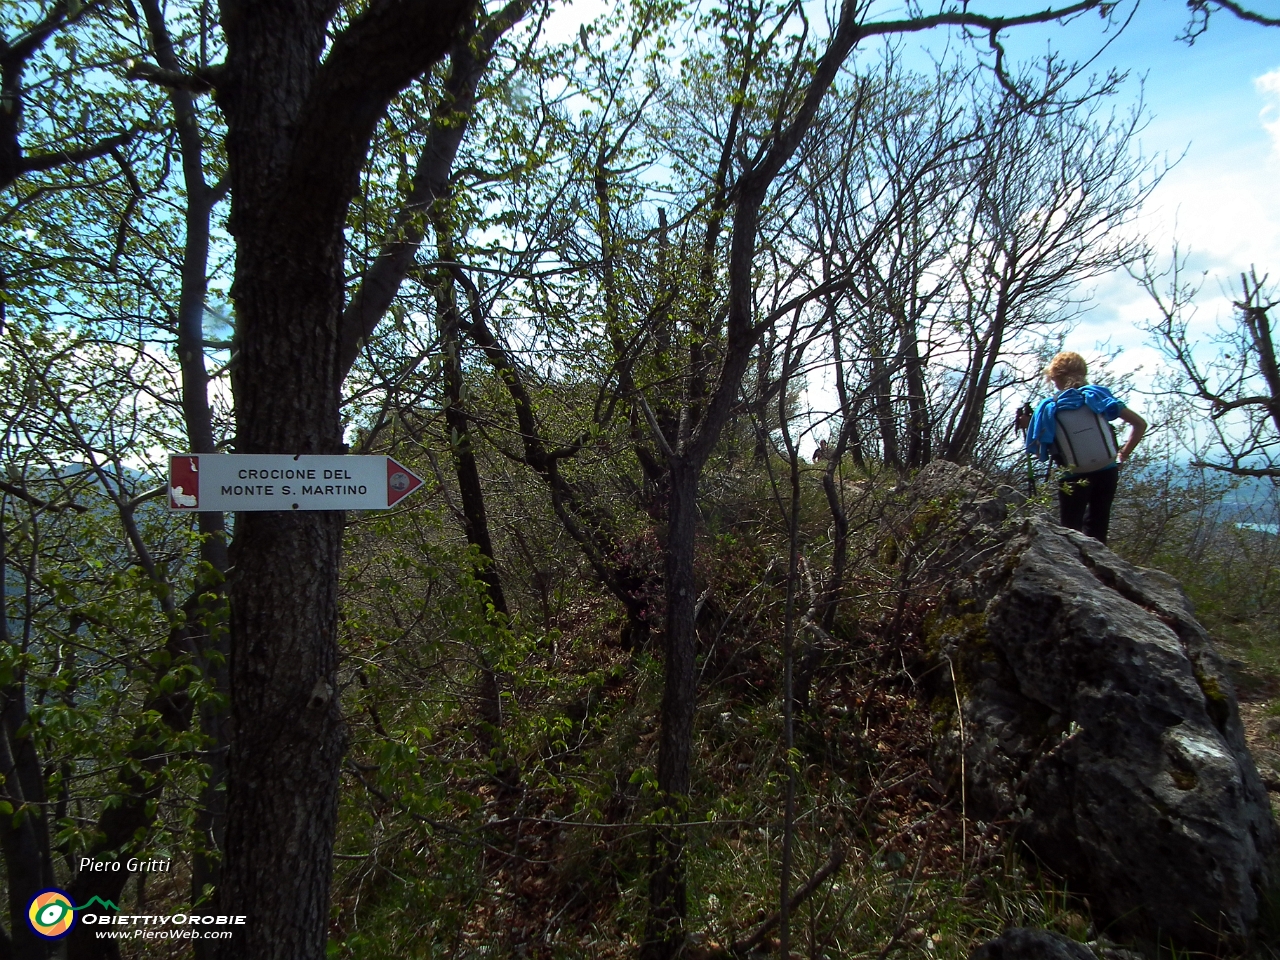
[1045,351,1088,389]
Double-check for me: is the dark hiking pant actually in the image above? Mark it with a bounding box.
[1058,466,1119,544]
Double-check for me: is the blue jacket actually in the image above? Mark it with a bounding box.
[1026,385,1124,462]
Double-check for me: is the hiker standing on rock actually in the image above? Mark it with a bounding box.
[1021,351,1147,544]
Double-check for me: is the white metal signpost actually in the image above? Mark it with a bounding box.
[168,454,424,512]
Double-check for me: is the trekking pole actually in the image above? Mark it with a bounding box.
[1015,402,1036,495]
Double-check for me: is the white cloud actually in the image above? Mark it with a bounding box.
[1256,68,1280,155]
[1063,63,1280,396]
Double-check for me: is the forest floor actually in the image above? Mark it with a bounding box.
[431,623,1124,960]
[446,598,1280,960]
[130,625,1280,960]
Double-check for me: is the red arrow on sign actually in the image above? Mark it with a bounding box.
[386,458,424,506]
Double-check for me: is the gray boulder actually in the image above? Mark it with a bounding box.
[903,461,1278,953]
[969,928,1097,960]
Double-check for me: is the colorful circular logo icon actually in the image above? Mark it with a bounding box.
[389,471,410,492]
[28,889,76,939]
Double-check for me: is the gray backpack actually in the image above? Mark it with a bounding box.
[1053,404,1118,474]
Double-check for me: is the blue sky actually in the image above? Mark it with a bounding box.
[999,3,1280,387]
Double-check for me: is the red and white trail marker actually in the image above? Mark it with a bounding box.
[168,454,423,512]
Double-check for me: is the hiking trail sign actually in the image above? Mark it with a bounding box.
[168,454,424,512]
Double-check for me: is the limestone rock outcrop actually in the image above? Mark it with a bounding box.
[903,461,1278,952]
[969,928,1097,960]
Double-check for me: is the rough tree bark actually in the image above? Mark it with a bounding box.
[0,565,55,960]
[901,310,932,468]
[209,3,474,958]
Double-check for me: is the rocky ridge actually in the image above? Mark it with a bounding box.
[901,461,1278,953]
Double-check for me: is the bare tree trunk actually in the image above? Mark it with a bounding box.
[901,312,931,468]
[338,0,533,376]
[0,494,53,960]
[871,345,900,469]
[831,324,866,471]
[452,278,658,636]
[1239,274,1280,439]
[218,168,350,954]
[775,333,804,959]
[643,460,698,957]
[944,268,1012,462]
[642,5,874,950]
[133,2,233,940]
[434,252,519,789]
[436,284,508,618]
